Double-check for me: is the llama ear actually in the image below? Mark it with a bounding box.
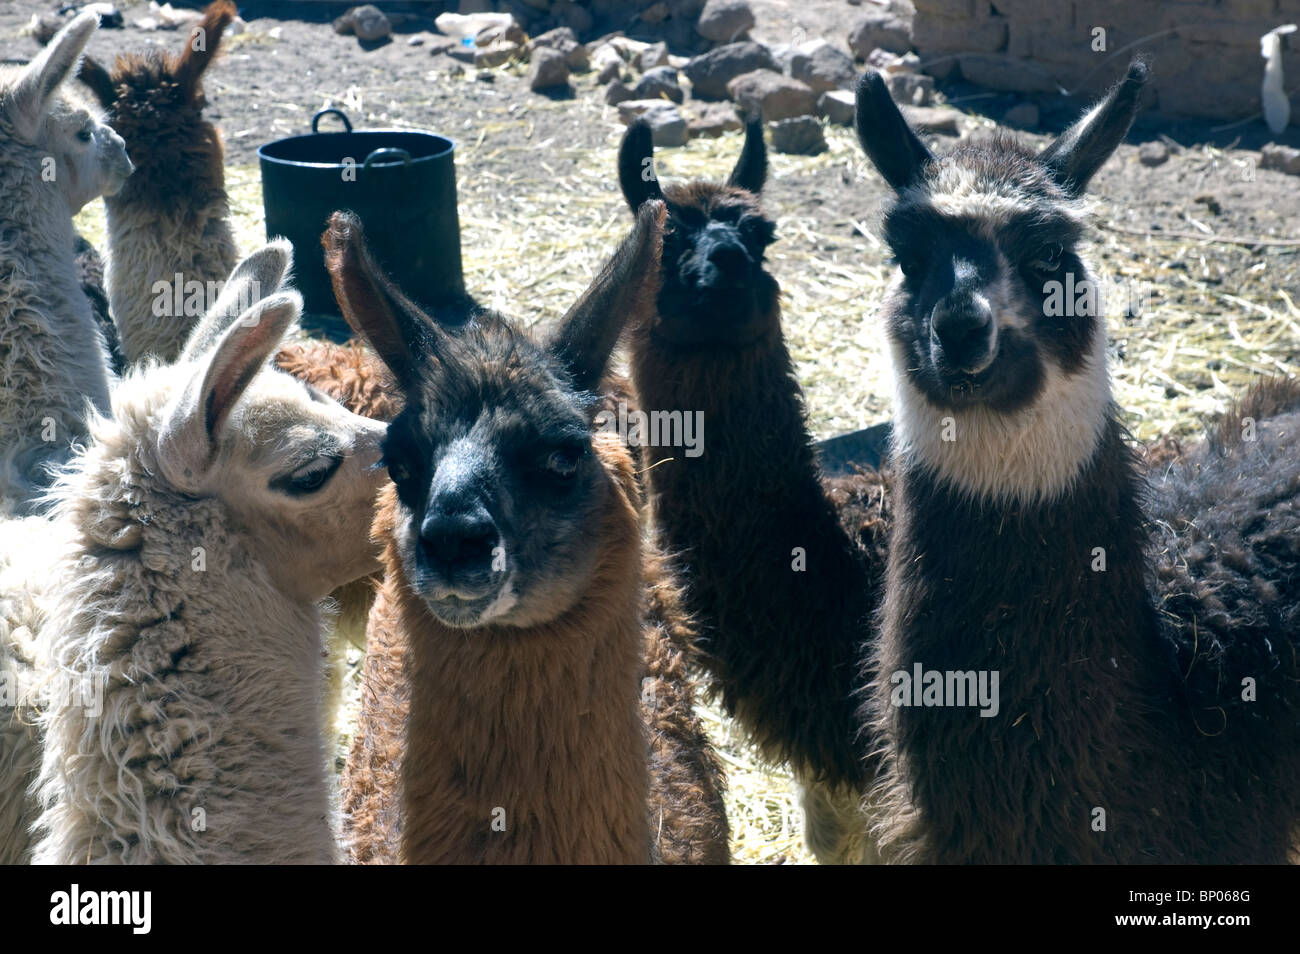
[9,11,98,138]
[549,200,665,393]
[324,211,442,390]
[30,18,116,108]
[854,69,933,191]
[727,115,767,194]
[181,240,293,360]
[160,292,300,479]
[172,0,236,97]
[618,120,664,212]
[1039,60,1148,196]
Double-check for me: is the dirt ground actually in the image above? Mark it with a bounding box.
[4,0,1298,863]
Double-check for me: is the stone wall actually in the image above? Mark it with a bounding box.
[905,0,1300,119]
[454,0,714,53]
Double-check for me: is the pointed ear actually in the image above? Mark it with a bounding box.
[172,0,236,97]
[727,115,767,194]
[618,120,664,212]
[324,211,442,391]
[181,240,293,359]
[160,292,300,480]
[1039,60,1148,196]
[549,200,665,393]
[30,16,116,108]
[9,11,98,138]
[854,69,933,191]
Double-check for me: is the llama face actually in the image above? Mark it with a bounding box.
[618,118,780,346]
[155,242,387,602]
[0,13,133,213]
[327,204,665,629]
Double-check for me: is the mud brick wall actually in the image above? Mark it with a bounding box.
[911,0,1300,119]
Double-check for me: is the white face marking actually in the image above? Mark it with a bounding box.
[889,292,1111,506]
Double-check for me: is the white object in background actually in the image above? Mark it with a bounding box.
[1261,24,1297,134]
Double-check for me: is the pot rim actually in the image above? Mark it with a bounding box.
[257,127,457,170]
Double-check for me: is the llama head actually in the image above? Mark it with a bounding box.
[618,117,778,346]
[854,61,1148,501]
[46,0,235,205]
[1,12,132,212]
[327,203,665,629]
[147,241,387,601]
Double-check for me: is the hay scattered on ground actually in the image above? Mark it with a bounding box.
[71,119,1297,865]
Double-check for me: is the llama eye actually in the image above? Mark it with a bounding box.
[385,456,412,485]
[1031,245,1063,273]
[77,125,93,143]
[893,254,925,279]
[276,456,342,497]
[543,447,583,479]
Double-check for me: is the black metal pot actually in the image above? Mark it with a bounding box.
[258,109,465,335]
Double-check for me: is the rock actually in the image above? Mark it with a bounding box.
[688,102,743,138]
[867,48,921,73]
[435,12,514,41]
[789,40,856,93]
[476,21,527,47]
[474,40,520,68]
[634,67,684,104]
[1193,193,1222,216]
[529,47,571,91]
[726,70,817,121]
[885,70,933,106]
[640,1,670,23]
[1260,143,1300,175]
[1138,141,1170,167]
[617,100,690,147]
[604,78,636,106]
[426,35,457,55]
[769,116,827,155]
[848,6,913,58]
[697,0,755,43]
[334,5,391,42]
[86,4,123,29]
[407,34,425,46]
[553,0,593,36]
[609,36,651,62]
[593,45,624,84]
[817,90,855,125]
[636,41,671,71]
[899,104,962,135]
[1003,102,1039,129]
[446,41,478,63]
[528,27,590,71]
[684,42,778,100]
[476,70,495,83]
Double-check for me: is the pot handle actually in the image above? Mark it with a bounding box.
[363,148,412,168]
[312,108,353,134]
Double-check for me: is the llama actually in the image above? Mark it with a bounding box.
[617,118,890,863]
[48,0,242,365]
[28,242,389,864]
[332,204,731,863]
[0,11,133,514]
[856,61,1300,862]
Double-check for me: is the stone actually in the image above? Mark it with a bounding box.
[636,41,671,71]
[867,48,921,73]
[407,34,425,46]
[634,67,685,104]
[529,47,571,91]
[334,5,391,42]
[476,21,527,46]
[617,100,690,147]
[817,89,855,125]
[594,47,624,84]
[885,70,933,106]
[1138,141,1169,167]
[789,40,857,93]
[769,116,827,154]
[426,35,457,56]
[434,12,514,41]
[529,26,591,70]
[1002,102,1039,129]
[726,70,817,121]
[899,104,962,135]
[476,69,495,82]
[474,40,521,68]
[604,78,636,106]
[848,7,913,58]
[1260,143,1300,176]
[697,0,755,43]
[688,102,743,138]
[553,0,594,36]
[684,41,778,99]
[640,1,670,23]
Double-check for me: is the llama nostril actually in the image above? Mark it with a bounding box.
[420,509,499,571]
[705,243,749,282]
[932,300,994,371]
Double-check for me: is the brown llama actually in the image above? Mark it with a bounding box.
[332,204,730,864]
[856,61,1300,862]
[617,118,890,863]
